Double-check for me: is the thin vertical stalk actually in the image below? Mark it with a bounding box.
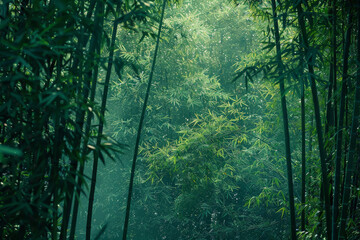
[301,79,306,232]
[50,55,64,240]
[59,1,103,239]
[69,43,101,240]
[122,1,167,239]
[308,115,314,196]
[338,7,360,240]
[329,0,338,238]
[85,1,129,239]
[71,48,100,240]
[68,2,99,237]
[295,2,332,239]
[270,0,297,239]
[325,0,337,134]
[350,153,360,219]
[332,2,352,239]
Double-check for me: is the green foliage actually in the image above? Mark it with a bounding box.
[0,0,158,238]
[2,0,360,239]
[136,83,291,239]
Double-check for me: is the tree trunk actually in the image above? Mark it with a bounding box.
[85,0,112,238]
[122,1,167,239]
[301,78,306,232]
[332,2,353,239]
[295,2,332,239]
[270,0,297,239]
[338,6,360,240]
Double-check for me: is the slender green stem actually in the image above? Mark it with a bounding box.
[271,0,297,239]
[338,7,360,240]
[301,79,306,232]
[333,2,352,239]
[122,1,167,239]
[296,2,332,239]
[84,1,105,239]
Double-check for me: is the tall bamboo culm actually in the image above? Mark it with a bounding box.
[295,2,332,239]
[270,0,297,239]
[338,6,360,240]
[332,2,353,239]
[122,1,167,239]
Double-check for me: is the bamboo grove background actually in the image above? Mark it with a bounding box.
[0,0,360,239]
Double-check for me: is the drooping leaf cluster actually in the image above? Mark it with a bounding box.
[0,0,170,239]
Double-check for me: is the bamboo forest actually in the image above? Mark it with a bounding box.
[1,0,360,239]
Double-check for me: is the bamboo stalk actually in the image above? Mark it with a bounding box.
[122,1,167,239]
[332,2,353,239]
[295,2,332,239]
[338,6,360,239]
[270,0,297,239]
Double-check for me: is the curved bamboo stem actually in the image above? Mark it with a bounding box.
[122,1,167,239]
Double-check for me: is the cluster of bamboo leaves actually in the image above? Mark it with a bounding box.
[102,0,360,239]
[231,0,360,239]
[0,0,177,239]
[89,1,292,239]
